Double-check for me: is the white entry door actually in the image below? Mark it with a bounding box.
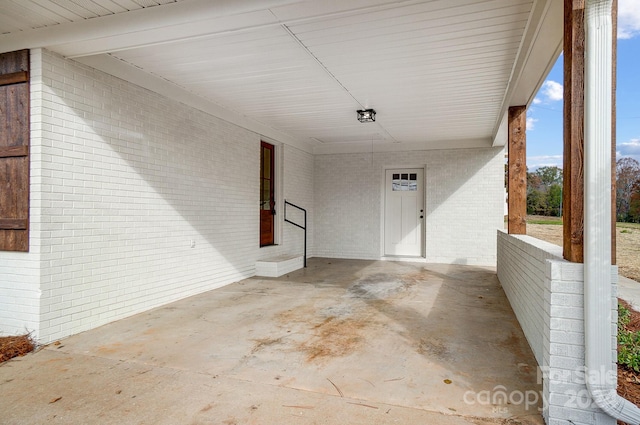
[384,169,424,257]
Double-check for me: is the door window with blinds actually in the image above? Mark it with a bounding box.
[391,173,418,191]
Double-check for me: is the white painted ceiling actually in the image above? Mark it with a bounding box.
[0,0,563,154]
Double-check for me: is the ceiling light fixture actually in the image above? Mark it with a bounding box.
[357,109,376,123]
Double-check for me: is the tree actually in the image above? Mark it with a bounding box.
[536,166,563,187]
[527,188,547,215]
[547,184,563,217]
[616,158,640,221]
[526,166,563,216]
[629,188,640,223]
[526,170,542,215]
[527,171,542,193]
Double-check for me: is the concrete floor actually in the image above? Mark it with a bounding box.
[0,259,543,425]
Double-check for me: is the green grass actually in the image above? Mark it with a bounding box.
[520,215,640,229]
[618,222,640,230]
[618,303,640,372]
[527,218,563,225]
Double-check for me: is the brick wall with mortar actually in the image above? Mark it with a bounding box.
[0,50,45,338]
[314,148,505,265]
[497,231,617,424]
[258,144,314,262]
[0,49,314,342]
[497,231,562,364]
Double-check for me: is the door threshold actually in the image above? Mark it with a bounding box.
[381,256,427,263]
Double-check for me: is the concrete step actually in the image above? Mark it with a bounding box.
[255,255,303,277]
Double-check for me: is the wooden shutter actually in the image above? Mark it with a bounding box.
[0,50,29,252]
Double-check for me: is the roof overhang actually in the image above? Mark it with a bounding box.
[0,0,563,154]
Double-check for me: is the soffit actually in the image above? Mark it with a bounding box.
[0,0,562,153]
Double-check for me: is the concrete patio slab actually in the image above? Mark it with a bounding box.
[0,259,543,424]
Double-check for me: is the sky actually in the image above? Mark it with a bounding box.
[526,0,640,170]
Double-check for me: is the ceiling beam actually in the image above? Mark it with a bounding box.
[0,0,305,55]
[0,0,430,59]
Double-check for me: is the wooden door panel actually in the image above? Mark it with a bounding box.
[260,142,275,246]
[260,210,273,246]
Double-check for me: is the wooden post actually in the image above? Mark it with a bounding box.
[611,0,617,265]
[563,0,585,263]
[508,105,527,235]
[563,0,617,263]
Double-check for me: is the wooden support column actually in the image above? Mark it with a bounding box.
[508,105,527,235]
[563,0,585,263]
[563,0,617,263]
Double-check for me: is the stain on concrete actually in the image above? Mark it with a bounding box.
[348,273,414,299]
[469,417,540,425]
[499,331,525,359]
[417,337,450,360]
[199,403,213,412]
[96,343,123,355]
[298,316,366,362]
[272,269,436,364]
[319,304,353,318]
[42,357,73,364]
[250,337,284,354]
[275,305,315,324]
[402,271,433,285]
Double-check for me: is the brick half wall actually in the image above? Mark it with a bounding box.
[497,230,617,424]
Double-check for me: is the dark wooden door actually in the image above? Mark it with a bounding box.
[260,141,275,246]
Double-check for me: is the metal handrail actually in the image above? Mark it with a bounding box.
[284,200,307,268]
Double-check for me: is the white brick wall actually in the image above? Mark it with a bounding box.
[0,49,314,343]
[314,148,504,265]
[0,253,40,336]
[314,153,379,260]
[258,144,314,261]
[283,145,314,258]
[0,50,45,337]
[497,231,562,363]
[497,231,617,425]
